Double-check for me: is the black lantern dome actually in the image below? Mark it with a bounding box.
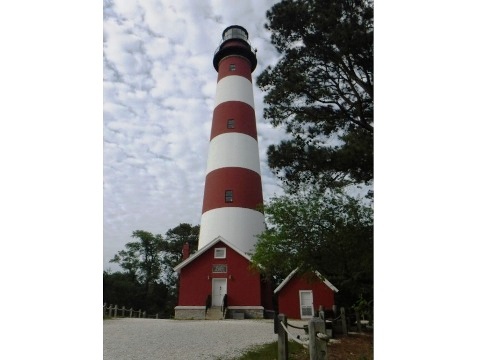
[213,25,257,72]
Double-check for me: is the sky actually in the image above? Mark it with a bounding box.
[103,0,286,271]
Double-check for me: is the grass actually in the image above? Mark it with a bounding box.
[232,340,308,360]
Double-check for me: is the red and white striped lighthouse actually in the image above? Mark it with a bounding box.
[174,26,272,320]
[198,25,265,254]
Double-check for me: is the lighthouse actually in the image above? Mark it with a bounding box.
[174,26,272,320]
[198,25,265,254]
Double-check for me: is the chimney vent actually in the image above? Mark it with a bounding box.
[182,242,190,260]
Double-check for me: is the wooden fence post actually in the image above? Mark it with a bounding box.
[129,308,133,318]
[309,318,320,360]
[273,311,278,334]
[340,307,347,335]
[108,304,113,317]
[355,311,362,332]
[277,314,288,360]
[143,311,146,318]
[309,318,327,360]
[103,303,107,317]
[138,309,141,318]
[114,305,118,318]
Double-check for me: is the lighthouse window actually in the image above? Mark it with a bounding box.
[229,64,236,71]
[214,248,226,259]
[225,190,233,203]
[227,119,235,129]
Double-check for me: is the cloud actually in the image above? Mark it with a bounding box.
[103,0,284,270]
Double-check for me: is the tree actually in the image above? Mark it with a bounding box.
[160,223,200,313]
[251,189,373,307]
[257,0,373,192]
[103,270,144,310]
[162,223,200,268]
[110,230,163,311]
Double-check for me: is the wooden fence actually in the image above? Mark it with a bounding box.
[103,303,161,319]
[276,307,351,360]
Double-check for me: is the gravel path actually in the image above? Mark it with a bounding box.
[103,318,278,360]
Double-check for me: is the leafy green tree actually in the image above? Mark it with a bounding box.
[103,269,170,316]
[251,190,373,307]
[103,270,143,310]
[110,230,163,311]
[106,225,200,316]
[257,0,373,192]
[160,223,200,313]
[162,223,200,268]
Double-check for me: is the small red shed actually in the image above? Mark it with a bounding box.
[174,236,271,319]
[274,269,339,320]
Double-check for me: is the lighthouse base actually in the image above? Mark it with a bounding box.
[174,306,206,320]
[225,306,264,319]
[174,306,265,320]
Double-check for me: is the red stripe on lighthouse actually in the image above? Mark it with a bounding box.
[202,167,264,213]
[210,101,258,140]
[217,55,252,82]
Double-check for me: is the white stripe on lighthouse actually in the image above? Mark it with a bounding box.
[214,76,255,108]
[198,207,266,253]
[206,133,261,174]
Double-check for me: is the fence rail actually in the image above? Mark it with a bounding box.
[277,308,354,360]
[276,306,372,360]
[277,313,330,360]
[103,303,160,319]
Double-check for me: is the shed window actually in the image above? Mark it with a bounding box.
[227,119,235,129]
[229,64,236,71]
[225,190,233,203]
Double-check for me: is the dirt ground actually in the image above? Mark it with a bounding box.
[288,331,373,360]
[328,333,373,360]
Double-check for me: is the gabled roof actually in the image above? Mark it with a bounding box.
[274,268,339,294]
[173,236,252,273]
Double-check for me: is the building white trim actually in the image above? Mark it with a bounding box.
[174,236,252,273]
[274,268,339,294]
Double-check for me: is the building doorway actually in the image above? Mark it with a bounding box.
[212,278,227,306]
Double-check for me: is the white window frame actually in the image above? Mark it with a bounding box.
[214,247,226,259]
[299,290,314,319]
